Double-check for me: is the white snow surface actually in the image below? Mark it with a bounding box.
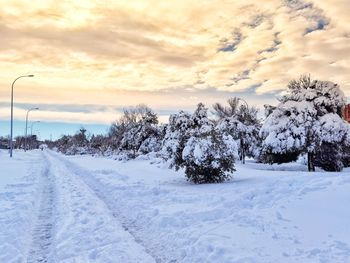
[1,149,350,262]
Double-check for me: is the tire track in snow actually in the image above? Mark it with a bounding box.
[27,154,55,263]
[44,150,158,263]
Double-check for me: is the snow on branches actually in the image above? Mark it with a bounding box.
[261,75,350,171]
[163,103,238,184]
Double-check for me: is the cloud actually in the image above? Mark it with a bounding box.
[218,30,243,52]
[0,85,277,125]
[0,0,349,126]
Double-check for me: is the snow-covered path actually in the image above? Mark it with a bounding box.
[48,151,170,263]
[1,150,350,263]
[27,155,55,263]
[0,150,156,263]
[43,150,156,262]
[0,150,44,263]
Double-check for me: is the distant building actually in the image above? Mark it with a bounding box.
[344,104,350,123]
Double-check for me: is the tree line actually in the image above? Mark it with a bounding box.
[52,75,350,183]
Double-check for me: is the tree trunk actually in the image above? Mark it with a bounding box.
[240,138,245,164]
[307,151,315,172]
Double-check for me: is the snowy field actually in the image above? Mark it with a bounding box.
[1,149,350,263]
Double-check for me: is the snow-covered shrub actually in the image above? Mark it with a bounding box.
[260,101,314,157]
[172,103,238,184]
[107,122,127,151]
[118,105,161,158]
[213,98,261,163]
[89,134,109,155]
[55,135,71,154]
[182,130,238,184]
[138,136,161,155]
[161,110,193,168]
[260,75,349,171]
[55,128,90,155]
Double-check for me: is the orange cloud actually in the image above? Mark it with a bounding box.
[0,0,349,124]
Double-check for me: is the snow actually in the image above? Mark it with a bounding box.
[261,79,350,157]
[0,150,154,263]
[1,149,350,262]
[0,150,43,263]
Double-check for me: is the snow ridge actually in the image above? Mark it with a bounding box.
[44,150,156,263]
[27,154,56,263]
[47,150,167,263]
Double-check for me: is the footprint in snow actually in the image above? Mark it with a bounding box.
[276,211,290,222]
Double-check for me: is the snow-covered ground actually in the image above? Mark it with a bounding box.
[1,149,350,262]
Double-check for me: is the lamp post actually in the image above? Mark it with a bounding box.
[10,74,34,157]
[25,107,39,151]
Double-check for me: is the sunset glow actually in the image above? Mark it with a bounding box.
[0,0,349,138]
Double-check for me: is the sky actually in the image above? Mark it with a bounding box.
[0,0,349,139]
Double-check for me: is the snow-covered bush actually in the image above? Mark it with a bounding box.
[170,103,238,184]
[182,130,238,184]
[260,101,314,156]
[118,105,162,158]
[107,122,127,151]
[89,134,109,155]
[138,136,160,155]
[161,110,193,168]
[260,75,350,171]
[213,98,261,163]
[54,128,90,155]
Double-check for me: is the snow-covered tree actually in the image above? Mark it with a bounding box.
[89,134,109,155]
[72,128,89,147]
[213,98,261,163]
[55,135,71,154]
[161,110,193,168]
[119,105,161,158]
[107,122,127,151]
[165,103,238,183]
[182,129,238,184]
[260,100,314,161]
[53,128,90,155]
[260,75,350,171]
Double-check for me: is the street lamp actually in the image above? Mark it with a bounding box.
[10,74,34,157]
[25,107,39,151]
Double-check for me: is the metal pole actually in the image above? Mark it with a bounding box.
[25,107,39,152]
[10,75,34,157]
